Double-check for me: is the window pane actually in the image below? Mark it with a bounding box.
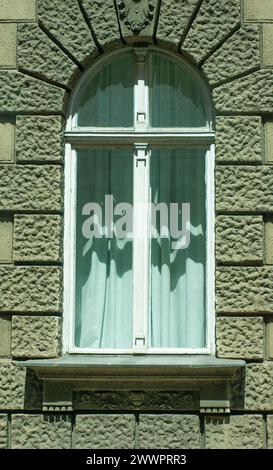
[149,52,209,128]
[77,53,134,127]
[150,149,206,348]
[75,149,133,349]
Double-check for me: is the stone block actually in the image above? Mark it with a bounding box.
[13,215,62,262]
[216,116,262,163]
[17,24,79,87]
[216,166,273,213]
[213,70,273,113]
[0,120,14,162]
[0,215,12,263]
[157,0,200,46]
[267,321,273,360]
[0,266,62,313]
[0,315,11,356]
[75,415,135,449]
[205,415,264,449]
[263,24,273,67]
[12,316,61,358]
[139,415,200,449]
[265,121,273,164]
[11,414,71,449]
[0,360,26,410]
[265,218,273,264]
[216,267,273,314]
[38,0,96,65]
[203,25,261,86]
[0,415,7,449]
[267,415,273,448]
[0,165,62,212]
[244,0,273,21]
[0,23,16,67]
[0,71,66,113]
[216,317,264,360]
[245,363,273,410]
[16,115,63,163]
[0,0,36,21]
[216,215,263,264]
[182,0,240,64]
[82,0,120,48]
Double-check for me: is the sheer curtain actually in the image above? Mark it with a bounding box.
[75,149,133,349]
[150,149,206,348]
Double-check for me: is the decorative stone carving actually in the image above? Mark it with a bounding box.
[74,390,199,411]
[117,0,156,35]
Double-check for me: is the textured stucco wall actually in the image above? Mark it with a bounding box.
[0,0,273,449]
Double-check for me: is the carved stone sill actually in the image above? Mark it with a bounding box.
[17,355,245,418]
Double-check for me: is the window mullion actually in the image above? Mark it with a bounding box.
[134,49,148,131]
[133,143,150,353]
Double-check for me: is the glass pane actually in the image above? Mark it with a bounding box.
[77,53,134,127]
[149,52,209,128]
[150,149,206,348]
[75,149,133,349]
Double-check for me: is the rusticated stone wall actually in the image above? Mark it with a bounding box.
[0,0,273,449]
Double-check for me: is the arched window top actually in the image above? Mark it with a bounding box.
[68,48,213,131]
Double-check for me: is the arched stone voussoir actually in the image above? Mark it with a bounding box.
[38,0,97,67]
[213,69,273,114]
[17,23,80,89]
[202,25,261,88]
[81,0,122,51]
[182,0,241,65]
[0,71,68,115]
[156,0,200,47]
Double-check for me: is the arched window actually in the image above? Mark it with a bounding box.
[64,47,215,354]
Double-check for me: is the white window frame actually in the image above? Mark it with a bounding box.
[63,46,215,356]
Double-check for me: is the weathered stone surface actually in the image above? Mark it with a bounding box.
[213,70,273,113]
[0,71,66,113]
[0,415,7,449]
[265,121,273,164]
[12,316,61,359]
[0,119,14,162]
[216,166,273,213]
[182,0,240,64]
[0,0,36,21]
[17,24,79,87]
[268,322,273,360]
[216,267,273,314]
[75,415,135,449]
[265,218,273,264]
[203,25,261,86]
[38,0,96,65]
[157,0,199,45]
[0,165,62,212]
[0,361,26,410]
[245,363,273,410]
[14,215,62,263]
[0,24,16,68]
[263,24,273,67]
[139,415,200,449]
[205,415,264,449]
[0,215,12,263]
[244,0,273,21]
[216,317,264,359]
[16,116,63,163]
[0,267,62,313]
[216,116,262,163]
[216,216,263,264]
[0,316,11,357]
[11,415,71,449]
[267,416,273,449]
[116,0,158,42]
[82,0,120,47]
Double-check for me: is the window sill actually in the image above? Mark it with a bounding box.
[17,355,245,415]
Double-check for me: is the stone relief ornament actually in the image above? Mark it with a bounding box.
[117,0,156,35]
